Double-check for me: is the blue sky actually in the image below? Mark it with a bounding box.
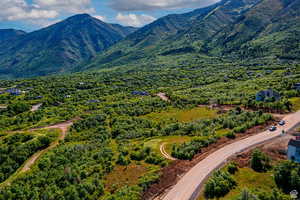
[0,0,219,32]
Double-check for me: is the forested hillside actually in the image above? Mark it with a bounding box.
[0,29,26,42]
[0,14,137,79]
[86,0,300,70]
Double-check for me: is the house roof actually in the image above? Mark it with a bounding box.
[288,139,300,148]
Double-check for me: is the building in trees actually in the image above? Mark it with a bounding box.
[287,134,300,163]
[294,83,300,91]
[255,89,280,102]
[5,88,22,96]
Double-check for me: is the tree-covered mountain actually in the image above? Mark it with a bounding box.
[0,14,137,79]
[1,0,299,79]
[0,29,26,42]
[86,0,300,70]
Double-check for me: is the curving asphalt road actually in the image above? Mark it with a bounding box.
[162,110,300,200]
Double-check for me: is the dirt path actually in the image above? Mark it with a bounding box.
[160,143,177,161]
[31,103,42,112]
[161,110,300,200]
[22,121,73,172]
[157,93,170,102]
[1,120,73,187]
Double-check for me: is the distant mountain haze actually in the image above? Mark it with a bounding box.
[0,14,137,79]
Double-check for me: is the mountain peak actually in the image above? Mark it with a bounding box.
[64,13,94,22]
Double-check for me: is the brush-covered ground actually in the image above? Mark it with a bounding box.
[0,56,300,200]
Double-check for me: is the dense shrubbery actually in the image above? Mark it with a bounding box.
[274,161,300,193]
[171,110,272,160]
[251,149,271,172]
[0,57,299,200]
[227,162,238,174]
[172,136,217,160]
[0,127,113,200]
[0,132,55,182]
[204,171,236,199]
[7,102,30,115]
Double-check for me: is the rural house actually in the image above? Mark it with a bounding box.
[5,88,22,96]
[294,83,300,91]
[287,135,300,163]
[131,91,149,96]
[256,89,280,102]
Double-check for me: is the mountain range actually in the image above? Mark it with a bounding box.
[87,0,300,69]
[0,29,26,42]
[0,0,299,79]
[0,14,137,79]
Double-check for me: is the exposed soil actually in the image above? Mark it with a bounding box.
[31,103,42,112]
[160,143,177,161]
[144,119,282,200]
[157,93,170,102]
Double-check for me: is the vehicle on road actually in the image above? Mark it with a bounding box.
[269,126,277,132]
[279,120,285,126]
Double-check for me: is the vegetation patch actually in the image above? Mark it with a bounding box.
[290,97,300,111]
[142,107,218,123]
[105,164,148,193]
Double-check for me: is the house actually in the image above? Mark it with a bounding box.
[5,88,22,96]
[87,100,100,103]
[256,89,280,102]
[287,135,300,163]
[294,83,300,91]
[131,91,149,96]
[35,96,44,99]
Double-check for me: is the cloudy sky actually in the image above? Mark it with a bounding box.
[0,0,219,31]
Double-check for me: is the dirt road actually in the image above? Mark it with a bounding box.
[22,121,73,172]
[31,103,42,112]
[157,93,170,102]
[0,120,74,187]
[160,143,177,161]
[162,110,300,200]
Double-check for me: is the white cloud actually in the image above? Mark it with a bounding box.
[110,0,220,11]
[94,15,107,22]
[0,0,94,26]
[116,13,156,27]
[0,0,58,21]
[33,0,95,14]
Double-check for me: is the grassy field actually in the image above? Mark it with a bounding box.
[290,97,300,111]
[142,107,218,123]
[144,136,192,155]
[198,167,276,200]
[104,164,148,192]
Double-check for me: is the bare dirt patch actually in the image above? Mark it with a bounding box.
[157,93,170,102]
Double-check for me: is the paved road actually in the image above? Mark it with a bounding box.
[163,110,300,200]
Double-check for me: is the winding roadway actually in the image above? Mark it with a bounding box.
[0,121,73,187]
[162,110,300,200]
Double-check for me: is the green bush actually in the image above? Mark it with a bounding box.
[204,171,236,199]
[250,149,271,172]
